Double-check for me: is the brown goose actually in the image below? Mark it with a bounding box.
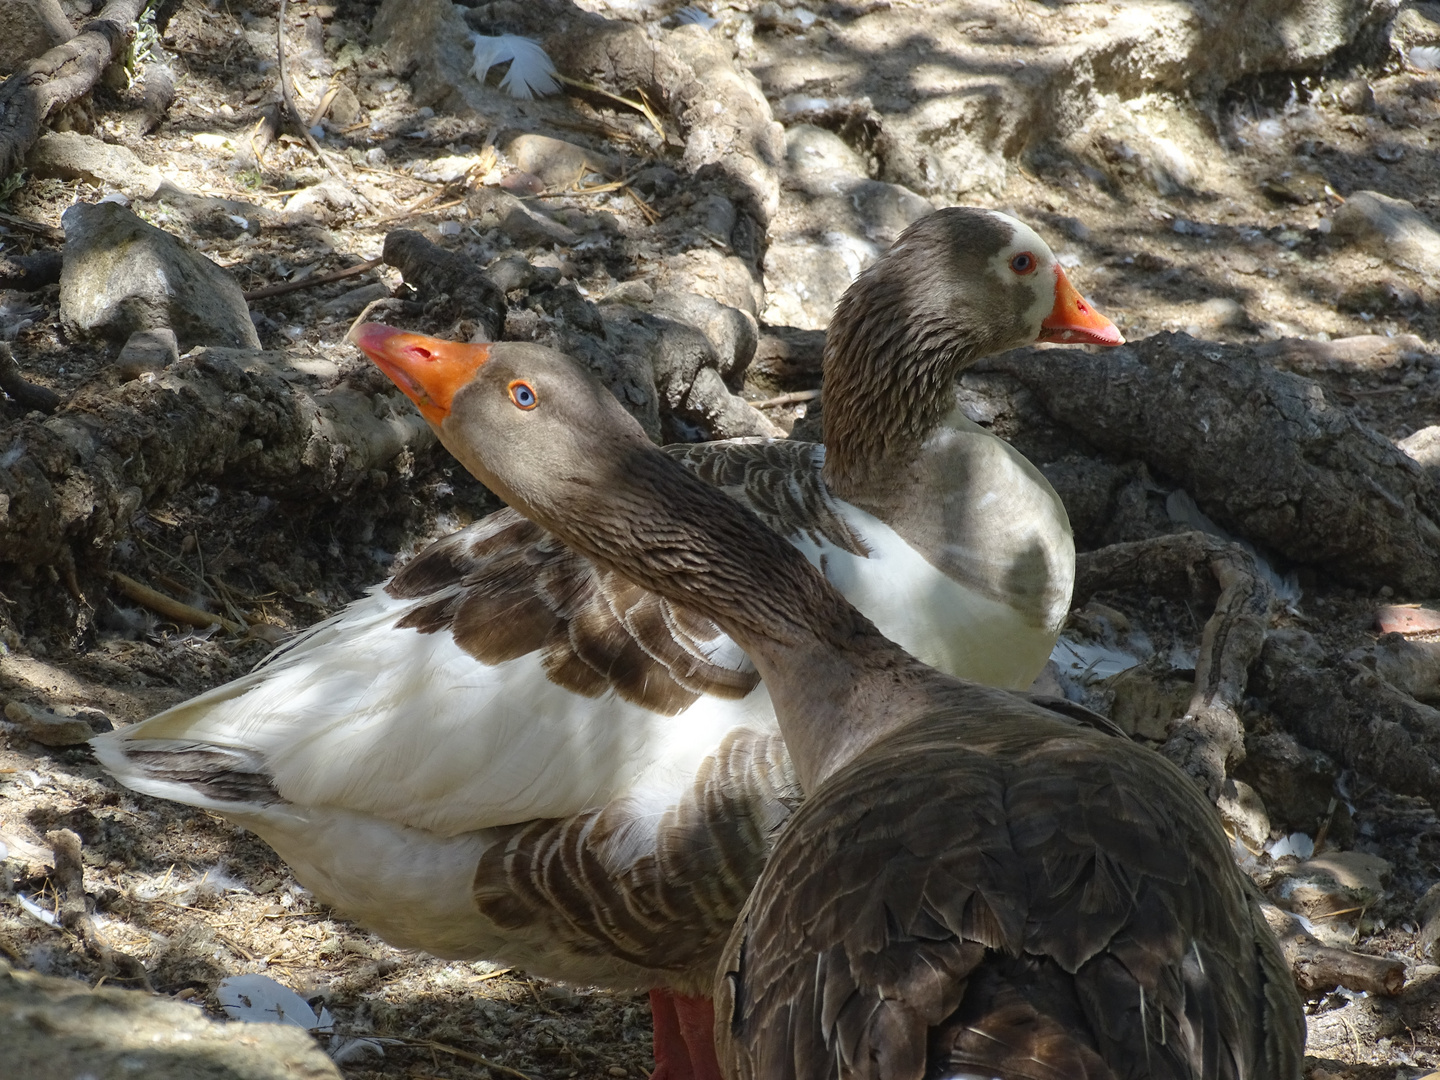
[368,335,1306,1079]
[94,208,1121,1080]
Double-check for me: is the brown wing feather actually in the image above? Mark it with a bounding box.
[385,507,759,713]
[472,727,802,990]
[719,698,1304,1080]
[384,442,852,712]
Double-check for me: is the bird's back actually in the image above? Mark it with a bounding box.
[718,693,1303,1080]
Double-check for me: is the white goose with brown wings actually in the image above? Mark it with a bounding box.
[95,209,1122,991]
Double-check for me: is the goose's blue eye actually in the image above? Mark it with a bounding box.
[1009,251,1037,274]
[508,380,538,409]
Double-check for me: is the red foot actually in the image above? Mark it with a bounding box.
[648,989,723,1080]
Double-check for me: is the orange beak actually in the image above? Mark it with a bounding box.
[1039,266,1124,346]
[350,323,492,425]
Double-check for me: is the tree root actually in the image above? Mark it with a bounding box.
[1254,628,1440,807]
[0,347,429,571]
[0,343,62,413]
[980,333,1440,594]
[1261,901,1406,998]
[1075,531,1276,798]
[0,0,146,179]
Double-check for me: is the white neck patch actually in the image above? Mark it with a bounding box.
[984,212,1059,338]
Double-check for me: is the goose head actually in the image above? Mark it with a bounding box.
[821,207,1122,492]
[356,328,648,513]
[354,325,854,652]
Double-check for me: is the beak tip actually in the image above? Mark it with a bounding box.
[350,322,400,356]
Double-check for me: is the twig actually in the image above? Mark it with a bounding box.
[381,1036,537,1080]
[626,186,660,225]
[275,0,372,211]
[557,74,666,143]
[374,197,467,227]
[111,571,244,635]
[0,210,65,243]
[243,256,384,302]
[752,388,821,410]
[0,342,62,413]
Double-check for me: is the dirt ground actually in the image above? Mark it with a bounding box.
[2,0,1440,1077]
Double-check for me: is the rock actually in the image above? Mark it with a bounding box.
[3,700,94,746]
[602,279,655,305]
[649,291,758,381]
[1105,661,1192,742]
[1392,3,1440,49]
[379,0,783,228]
[0,0,72,76]
[782,124,868,193]
[750,325,825,389]
[1419,882,1440,962]
[325,83,363,127]
[1261,169,1331,205]
[1376,603,1440,634]
[1334,77,1375,113]
[764,124,934,329]
[467,188,579,247]
[655,248,763,318]
[283,179,362,224]
[763,234,878,330]
[1270,850,1389,930]
[115,328,180,380]
[483,255,562,295]
[599,304,780,441]
[0,961,342,1080]
[1337,279,1422,314]
[1183,296,1249,334]
[1217,778,1271,855]
[1255,333,1431,373]
[1332,190,1440,276]
[498,132,618,187]
[1399,427,1440,470]
[59,201,260,351]
[1234,730,1340,834]
[26,132,162,198]
[411,153,493,184]
[317,283,391,319]
[1368,633,1440,702]
[757,0,1391,197]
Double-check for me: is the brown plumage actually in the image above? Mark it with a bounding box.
[98,207,1123,1080]
[382,337,1305,1080]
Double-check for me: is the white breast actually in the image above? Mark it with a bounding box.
[792,499,1057,692]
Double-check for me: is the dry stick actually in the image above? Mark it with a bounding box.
[1270,915,1406,997]
[274,0,372,211]
[242,255,384,302]
[0,342,62,413]
[753,388,822,410]
[556,74,666,143]
[380,1036,537,1080]
[0,0,145,178]
[111,571,244,635]
[0,209,65,243]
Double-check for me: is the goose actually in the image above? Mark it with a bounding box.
[365,333,1306,1079]
[94,208,1123,1080]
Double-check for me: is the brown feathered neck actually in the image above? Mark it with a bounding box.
[820,210,1031,499]
[490,436,949,792]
